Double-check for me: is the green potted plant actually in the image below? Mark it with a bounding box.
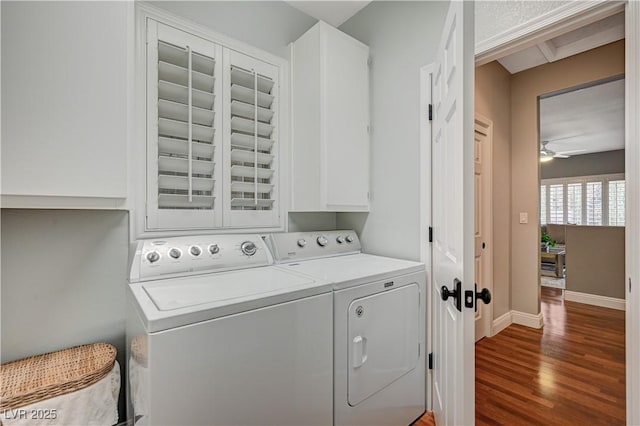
[541,231,556,252]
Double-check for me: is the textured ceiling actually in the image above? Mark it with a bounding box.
[540,79,625,156]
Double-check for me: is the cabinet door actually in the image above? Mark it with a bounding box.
[146,20,223,230]
[322,26,370,210]
[1,2,128,203]
[222,49,281,228]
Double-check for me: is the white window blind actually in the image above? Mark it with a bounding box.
[567,183,582,225]
[586,181,603,225]
[609,180,625,226]
[146,21,223,229]
[540,185,547,225]
[223,50,279,228]
[549,184,564,224]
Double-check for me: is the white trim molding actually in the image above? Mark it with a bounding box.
[565,290,625,311]
[475,0,625,66]
[512,310,544,329]
[491,311,513,336]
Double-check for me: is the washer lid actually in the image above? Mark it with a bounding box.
[278,254,425,290]
[129,267,332,332]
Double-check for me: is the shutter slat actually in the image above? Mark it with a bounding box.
[159,118,214,143]
[159,155,214,176]
[158,137,214,160]
[230,133,274,152]
[230,149,273,166]
[159,194,214,209]
[230,100,274,123]
[230,84,274,109]
[230,198,274,208]
[231,116,273,138]
[159,175,214,192]
[159,99,214,127]
[159,81,214,110]
[231,181,273,194]
[158,41,215,76]
[230,165,274,180]
[230,67,274,93]
[159,61,215,93]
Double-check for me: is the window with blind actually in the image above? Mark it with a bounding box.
[540,174,625,227]
[144,19,283,231]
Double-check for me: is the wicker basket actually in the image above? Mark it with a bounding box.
[0,343,116,412]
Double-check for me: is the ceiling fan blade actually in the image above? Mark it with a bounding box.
[555,149,587,155]
[554,154,570,158]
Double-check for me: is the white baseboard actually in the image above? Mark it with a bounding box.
[512,310,544,329]
[491,311,513,336]
[564,290,626,311]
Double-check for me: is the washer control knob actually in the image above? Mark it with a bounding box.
[190,246,202,257]
[346,235,355,243]
[297,239,307,248]
[169,248,182,259]
[241,241,258,256]
[336,236,345,244]
[208,244,220,255]
[146,251,160,263]
[317,236,328,247]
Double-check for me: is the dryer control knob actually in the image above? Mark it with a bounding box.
[146,251,160,263]
[208,244,220,255]
[169,248,182,259]
[190,246,202,257]
[297,239,307,248]
[345,235,355,243]
[241,241,258,256]
[317,236,328,247]
[336,236,345,244]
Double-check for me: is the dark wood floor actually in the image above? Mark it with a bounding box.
[416,287,625,425]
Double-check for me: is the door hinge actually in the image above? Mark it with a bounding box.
[428,353,433,370]
[428,104,433,121]
[428,226,433,243]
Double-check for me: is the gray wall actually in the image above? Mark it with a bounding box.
[1,210,129,417]
[337,1,449,261]
[149,1,317,58]
[541,149,625,179]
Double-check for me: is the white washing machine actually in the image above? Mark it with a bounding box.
[126,234,333,426]
[267,231,427,426]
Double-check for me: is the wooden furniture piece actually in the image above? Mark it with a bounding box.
[541,247,565,278]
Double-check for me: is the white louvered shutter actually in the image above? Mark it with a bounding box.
[223,50,280,227]
[146,20,223,230]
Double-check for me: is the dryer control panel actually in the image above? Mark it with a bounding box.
[130,234,273,282]
[267,230,361,263]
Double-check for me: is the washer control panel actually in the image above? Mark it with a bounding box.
[130,234,273,282]
[267,230,361,263]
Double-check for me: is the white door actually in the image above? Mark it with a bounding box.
[474,117,493,341]
[431,1,475,425]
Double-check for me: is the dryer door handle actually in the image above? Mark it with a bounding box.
[353,335,368,368]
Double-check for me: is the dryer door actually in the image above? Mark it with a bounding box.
[347,283,420,406]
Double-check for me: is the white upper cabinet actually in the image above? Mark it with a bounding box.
[290,22,370,212]
[1,2,129,208]
[141,10,286,233]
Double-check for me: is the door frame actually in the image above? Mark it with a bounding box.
[473,1,640,423]
[474,114,494,340]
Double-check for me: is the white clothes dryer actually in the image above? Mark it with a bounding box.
[267,231,427,426]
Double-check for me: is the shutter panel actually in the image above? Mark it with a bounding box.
[146,20,223,229]
[223,50,280,227]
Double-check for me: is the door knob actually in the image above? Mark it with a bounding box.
[441,278,462,312]
[464,284,492,311]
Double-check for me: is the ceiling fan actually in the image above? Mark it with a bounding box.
[540,140,586,162]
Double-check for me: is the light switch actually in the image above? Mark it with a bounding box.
[519,212,528,224]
